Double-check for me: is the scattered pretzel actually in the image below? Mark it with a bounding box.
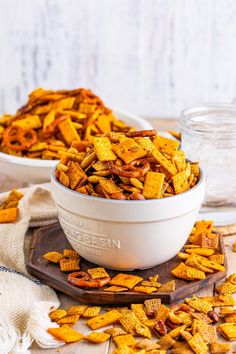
[107,159,150,178]
[125,130,157,138]
[68,271,111,289]
[3,126,37,151]
[129,192,145,200]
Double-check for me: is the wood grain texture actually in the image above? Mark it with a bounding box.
[27,223,227,305]
[1,0,236,117]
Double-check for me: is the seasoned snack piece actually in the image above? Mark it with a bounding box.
[58,117,81,145]
[105,307,129,314]
[172,150,186,172]
[119,310,142,335]
[63,249,80,259]
[99,178,123,196]
[171,342,193,354]
[209,254,225,265]
[157,280,176,292]
[172,170,190,194]
[185,254,214,273]
[135,322,152,339]
[12,115,42,130]
[156,305,170,322]
[195,257,225,272]
[104,327,127,337]
[210,342,231,353]
[201,233,219,249]
[112,138,146,164]
[57,314,80,325]
[66,161,87,190]
[0,208,18,223]
[49,309,67,322]
[195,220,213,235]
[83,306,101,318]
[109,274,143,290]
[94,137,116,162]
[191,319,217,344]
[185,247,215,256]
[119,311,151,338]
[86,310,121,330]
[48,324,84,343]
[43,251,63,263]
[135,338,160,351]
[168,130,181,141]
[219,307,234,316]
[216,282,236,295]
[131,304,148,322]
[133,286,157,294]
[87,267,109,279]
[167,311,182,325]
[177,252,190,260]
[157,334,176,350]
[59,258,80,272]
[176,311,193,326]
[111,346,134,354]
[113,334,136,348]
[202,294,235,307]
[134,137,156,153]
[188,333,208,354]
[144,299,161,318]
[168,325,186,339]
[153,136,180,155]
[143,172,165,199]
[4,189,23,207]
[218,323,236,341]
[67,305,87,316]
[191,312,212,324]
[225,273,236,285]
[171,262,206,281]
[185,297,212,314]
[152,149,177,176]
[224,311,236,323]
[85,331,111,343]
[104,286,128,292]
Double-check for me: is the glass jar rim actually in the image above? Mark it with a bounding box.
[180,103,236,134]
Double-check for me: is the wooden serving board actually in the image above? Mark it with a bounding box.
[27,223,227,305]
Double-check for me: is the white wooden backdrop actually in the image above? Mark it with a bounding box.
[1,0,236,118]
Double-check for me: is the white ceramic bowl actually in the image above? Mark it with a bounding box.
[0,110,152,184]
[51,170,205,270]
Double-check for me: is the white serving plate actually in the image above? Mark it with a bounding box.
[0,110,153,184]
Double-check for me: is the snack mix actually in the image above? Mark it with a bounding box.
[46,278,235,353]
[0,189,23,223]
[0,87,132,159]
[55,128,200,200]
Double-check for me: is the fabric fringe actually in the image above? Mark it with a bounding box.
[0,319,18,354]
[26,301,64,349]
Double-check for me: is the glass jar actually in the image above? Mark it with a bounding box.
[180,104,236,206]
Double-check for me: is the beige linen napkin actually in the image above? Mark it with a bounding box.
[0,184,62,352]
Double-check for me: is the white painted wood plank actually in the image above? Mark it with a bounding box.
[1,1,236,117]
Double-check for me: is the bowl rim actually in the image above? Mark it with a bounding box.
[0,109,152,167]
[51,164,205,205]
